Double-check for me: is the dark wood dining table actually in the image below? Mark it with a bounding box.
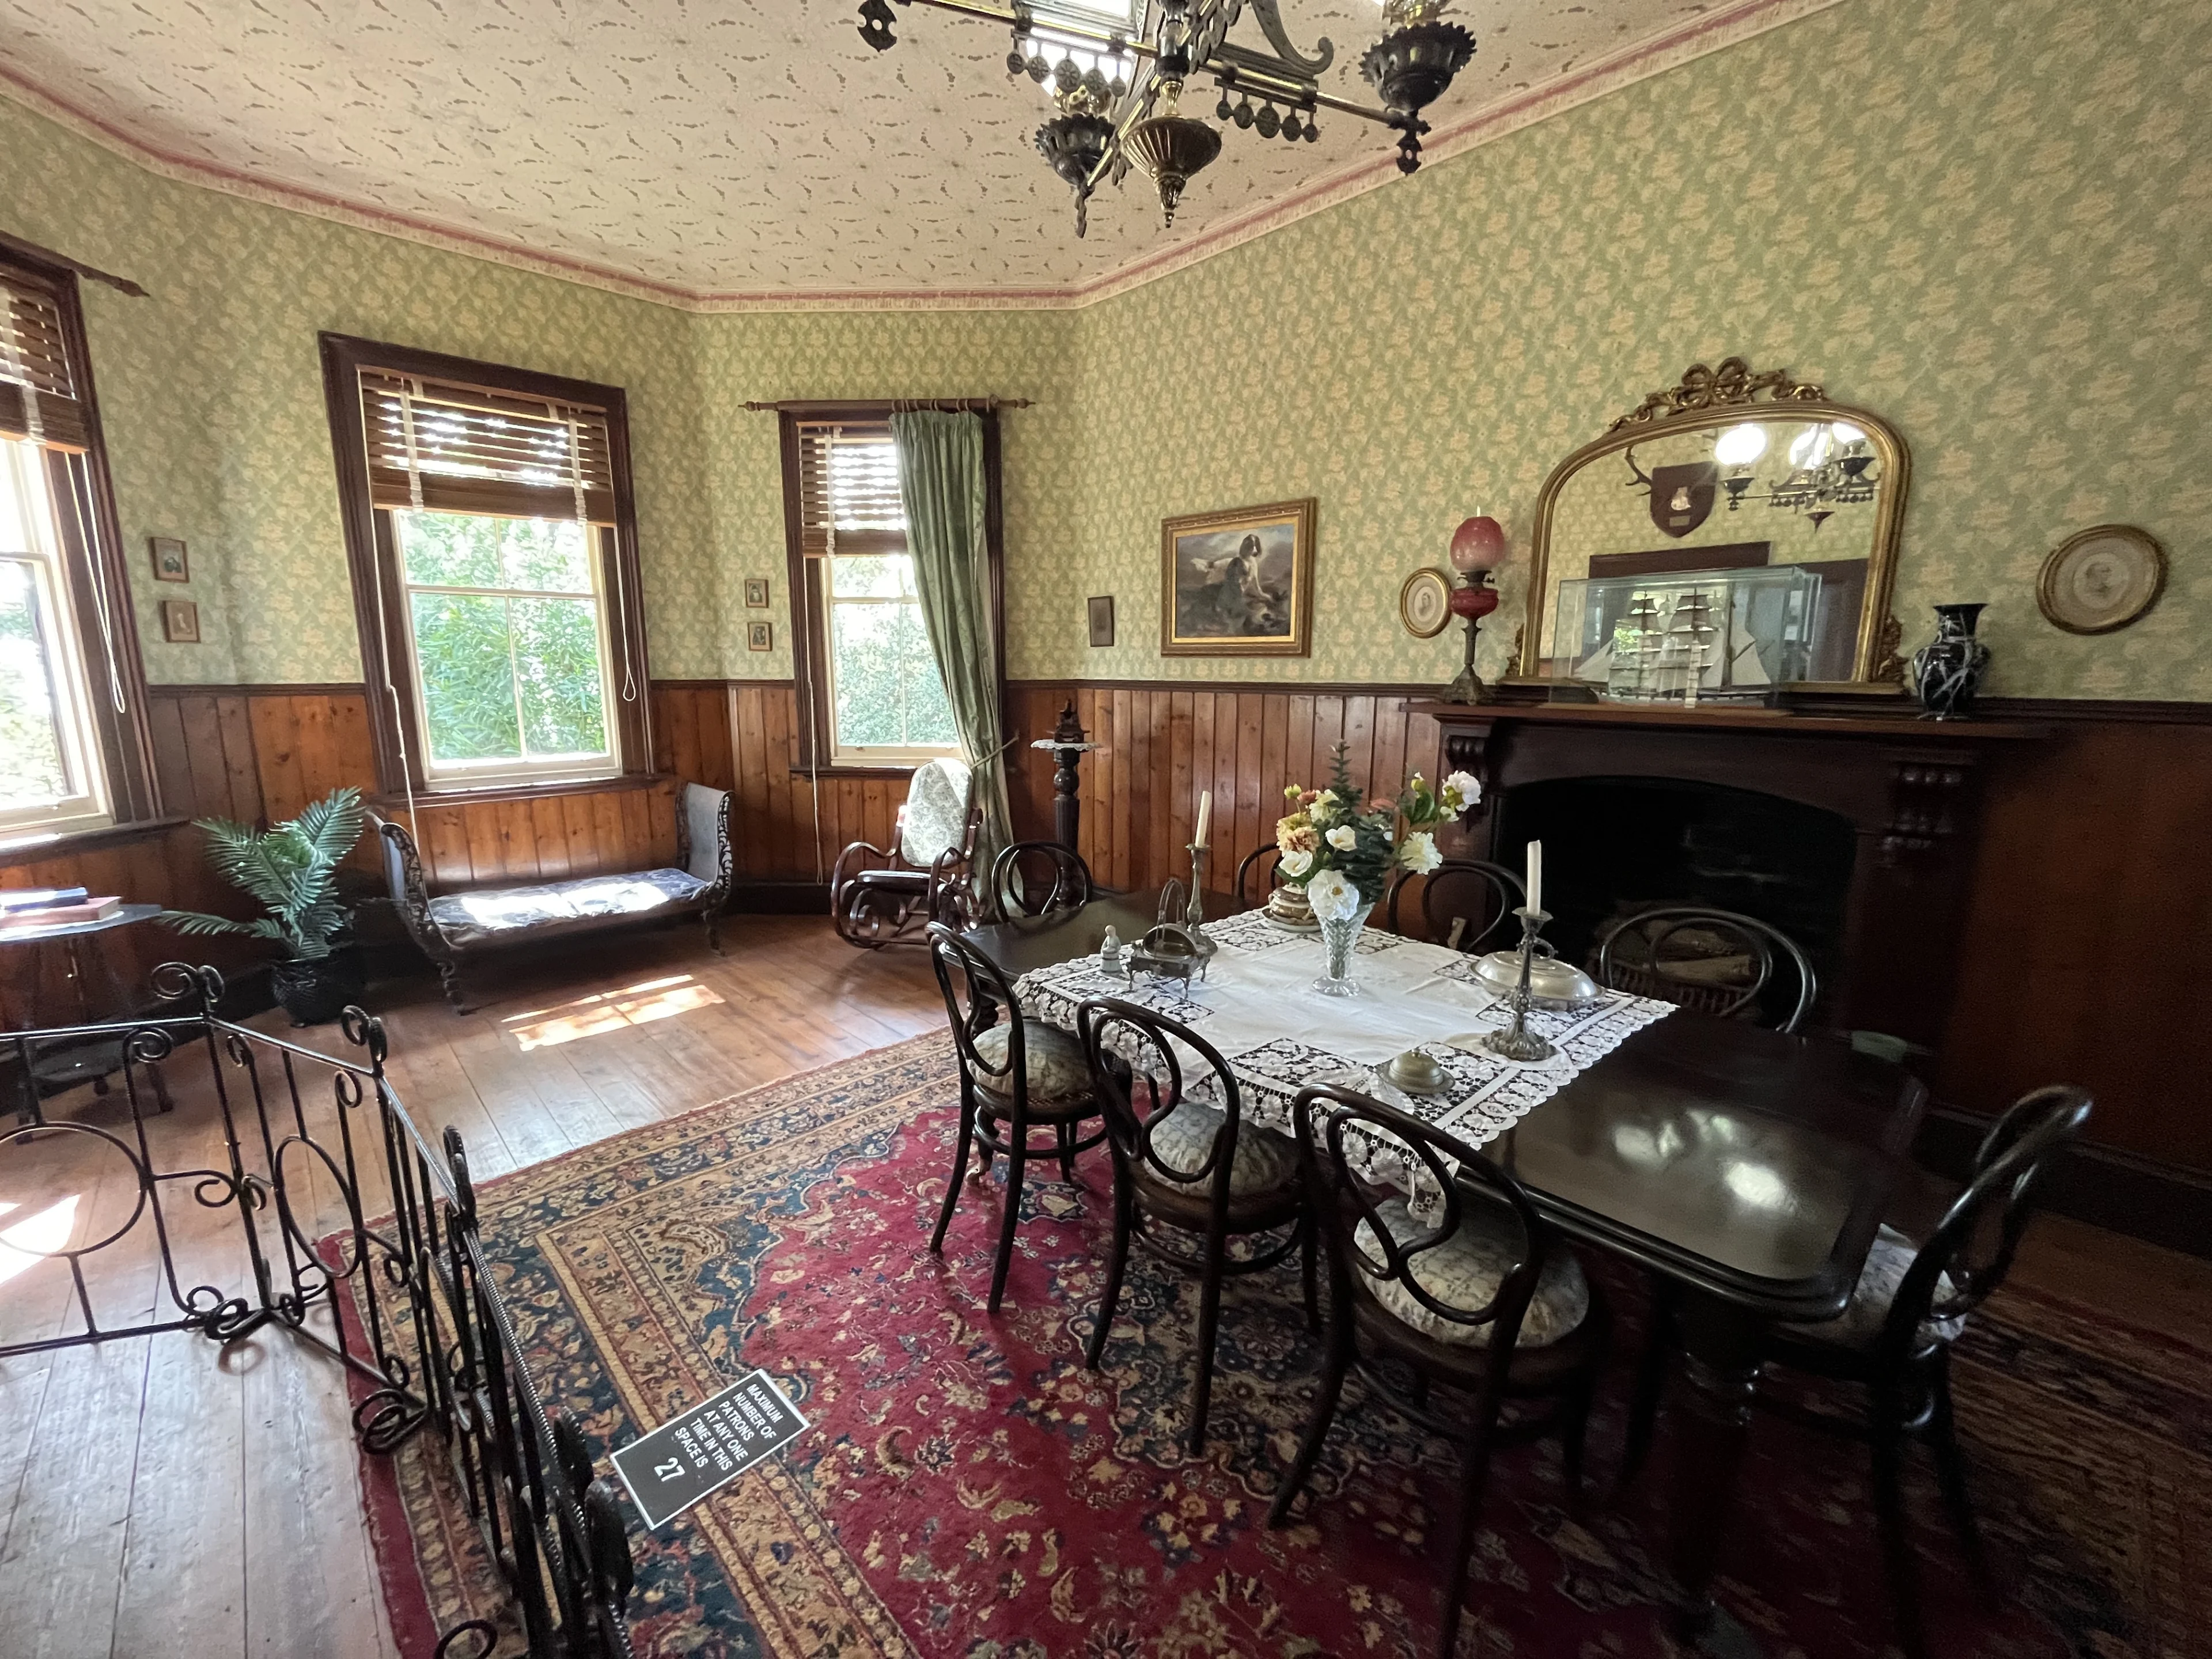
[967,889,1929,1646]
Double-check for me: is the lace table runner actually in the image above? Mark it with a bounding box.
[1013,914,1675,1161]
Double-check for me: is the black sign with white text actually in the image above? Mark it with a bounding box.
[609,1369,808,1529]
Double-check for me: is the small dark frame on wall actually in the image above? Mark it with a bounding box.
[158,599,200,642]
[149,536,189,582]
[1087,595,1115,647]
[1160,497,1316,658]
[747,621,773,652]
[744,577,771,608]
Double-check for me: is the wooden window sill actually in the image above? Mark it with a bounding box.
[370,773,664,813]
[0,815,190,865]
[790,764,918,781]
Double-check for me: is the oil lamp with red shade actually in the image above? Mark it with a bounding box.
[1443,513,1504,703]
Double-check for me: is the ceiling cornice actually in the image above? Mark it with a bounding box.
[0,0,1842,315]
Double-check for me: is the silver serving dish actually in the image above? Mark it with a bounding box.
[1471,947,1600,1010]
[1125,922,1210,991]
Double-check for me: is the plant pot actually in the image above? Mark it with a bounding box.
[271,946,365,1027]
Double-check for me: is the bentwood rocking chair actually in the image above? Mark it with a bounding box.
[1075,997,1312,1454]
[831,757,980,947]
[925,923,1112,1313]
[1272,1085,1608,1659]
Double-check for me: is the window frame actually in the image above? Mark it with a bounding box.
[776,403,1006,779]
[320,334,654,803]
[0,245,158,851]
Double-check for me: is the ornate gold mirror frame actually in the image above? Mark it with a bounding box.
[1515,358,1911,688]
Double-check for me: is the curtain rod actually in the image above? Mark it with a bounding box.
[0,229,149,298]
[743,397,1033,413]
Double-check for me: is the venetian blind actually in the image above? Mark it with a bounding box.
[359,369,616,523]
[0,277,90,453]
[794,421,907,556]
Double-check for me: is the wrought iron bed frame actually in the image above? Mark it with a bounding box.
[2,963,637,1659]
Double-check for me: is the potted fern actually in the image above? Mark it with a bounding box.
[160,787,369,1025]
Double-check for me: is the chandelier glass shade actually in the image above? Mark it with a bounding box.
[853,0,1477,236]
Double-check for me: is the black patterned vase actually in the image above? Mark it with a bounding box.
[1910,603,1992,720]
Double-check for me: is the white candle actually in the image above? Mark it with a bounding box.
[1525,839,1543,915]
[1195,789,1211,849]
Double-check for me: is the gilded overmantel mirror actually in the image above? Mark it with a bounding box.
[1516,358,1910,699]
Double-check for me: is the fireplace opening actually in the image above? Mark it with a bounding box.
[1493,776,1857,1025]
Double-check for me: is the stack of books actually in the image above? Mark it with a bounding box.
[0,887,125,929]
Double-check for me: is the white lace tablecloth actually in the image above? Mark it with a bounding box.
[1012,911,1675,1161]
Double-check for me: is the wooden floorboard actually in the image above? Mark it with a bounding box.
[0,915,2202,1656]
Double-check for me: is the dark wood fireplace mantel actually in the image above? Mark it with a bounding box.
[1409,698,2047,1051]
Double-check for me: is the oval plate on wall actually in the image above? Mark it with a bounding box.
[1400,566,1453,638]
[2037,524,2166,635]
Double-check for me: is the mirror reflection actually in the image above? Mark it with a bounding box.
[1520,364,1909,695]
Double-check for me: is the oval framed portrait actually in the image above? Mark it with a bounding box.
[2036,524,2166,635]
[1399,566,1453,639]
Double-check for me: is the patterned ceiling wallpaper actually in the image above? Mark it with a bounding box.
[0,0,1741,297]
[1,0,2205,700]
[1017,0,2211,699]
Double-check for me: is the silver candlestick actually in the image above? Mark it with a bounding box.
[1482,906,1557,1062]
[1183,844,1219,966]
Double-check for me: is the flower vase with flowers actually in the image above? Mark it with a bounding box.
[1275,743,1482,996]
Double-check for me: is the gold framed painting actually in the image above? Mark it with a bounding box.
[1160,498,1315,657]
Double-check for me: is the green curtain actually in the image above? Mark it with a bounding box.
[891,410,1013,907]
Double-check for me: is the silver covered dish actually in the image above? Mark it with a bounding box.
[1471,947,1600,1010]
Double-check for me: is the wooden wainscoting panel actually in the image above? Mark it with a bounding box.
[1941,717,2212,1176]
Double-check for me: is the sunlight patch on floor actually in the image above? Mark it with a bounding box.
[502,975,725,1050]
[0,1194,81,1287]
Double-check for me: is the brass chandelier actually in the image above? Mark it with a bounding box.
[853,0,1476,235]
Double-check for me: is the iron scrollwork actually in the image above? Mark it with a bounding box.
[1,962,638,1657]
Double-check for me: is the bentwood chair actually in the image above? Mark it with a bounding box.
[990,841,1093,920]
[925,923,1111,1313]
[832,757,980,947]
[1233,844,1283,910]
[1627,1084,2092,1659]
[1272,1085,1608,1659]
[1595,905,1817,1032]
[1384,858,1524,951]
[1075,997,1312,1454]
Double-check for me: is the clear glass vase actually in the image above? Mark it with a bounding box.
[1313,902,1374,998]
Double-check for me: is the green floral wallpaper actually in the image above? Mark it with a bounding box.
[1013,0,2211,698]
[2,0,2205,699]
[0,96,1074,684]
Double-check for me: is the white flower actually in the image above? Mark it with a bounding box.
[1325,824,1357,851]
[1305,868,1362,922]
[1399,830,1441,873]
[1439,770,1483,816]
[1279,847,1314,878]
[1315,789,1338,807]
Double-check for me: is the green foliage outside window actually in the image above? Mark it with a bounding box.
[395,510,609,770]
[827,554,956,752]
[0,559,69,808]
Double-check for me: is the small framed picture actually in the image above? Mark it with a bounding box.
[160,599,201,642]
[743,577,771,608]
[149,536,190,583]
[747,620,772,652]
[1087,595,1115,648]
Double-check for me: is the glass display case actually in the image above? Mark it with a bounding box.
[1552,565,1823,705]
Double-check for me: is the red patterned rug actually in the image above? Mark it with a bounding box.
[354,1037,2209,1658]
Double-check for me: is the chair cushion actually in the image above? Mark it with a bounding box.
[679,783,730,884]
[971,1019,1092,1103]
[1143,1102,1298,1198]
[1353,1196,1589,1350]
[852,867,930,892]
[1785,1224,1967,1348]
[427,869,709,948]
[900,757,973,868]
